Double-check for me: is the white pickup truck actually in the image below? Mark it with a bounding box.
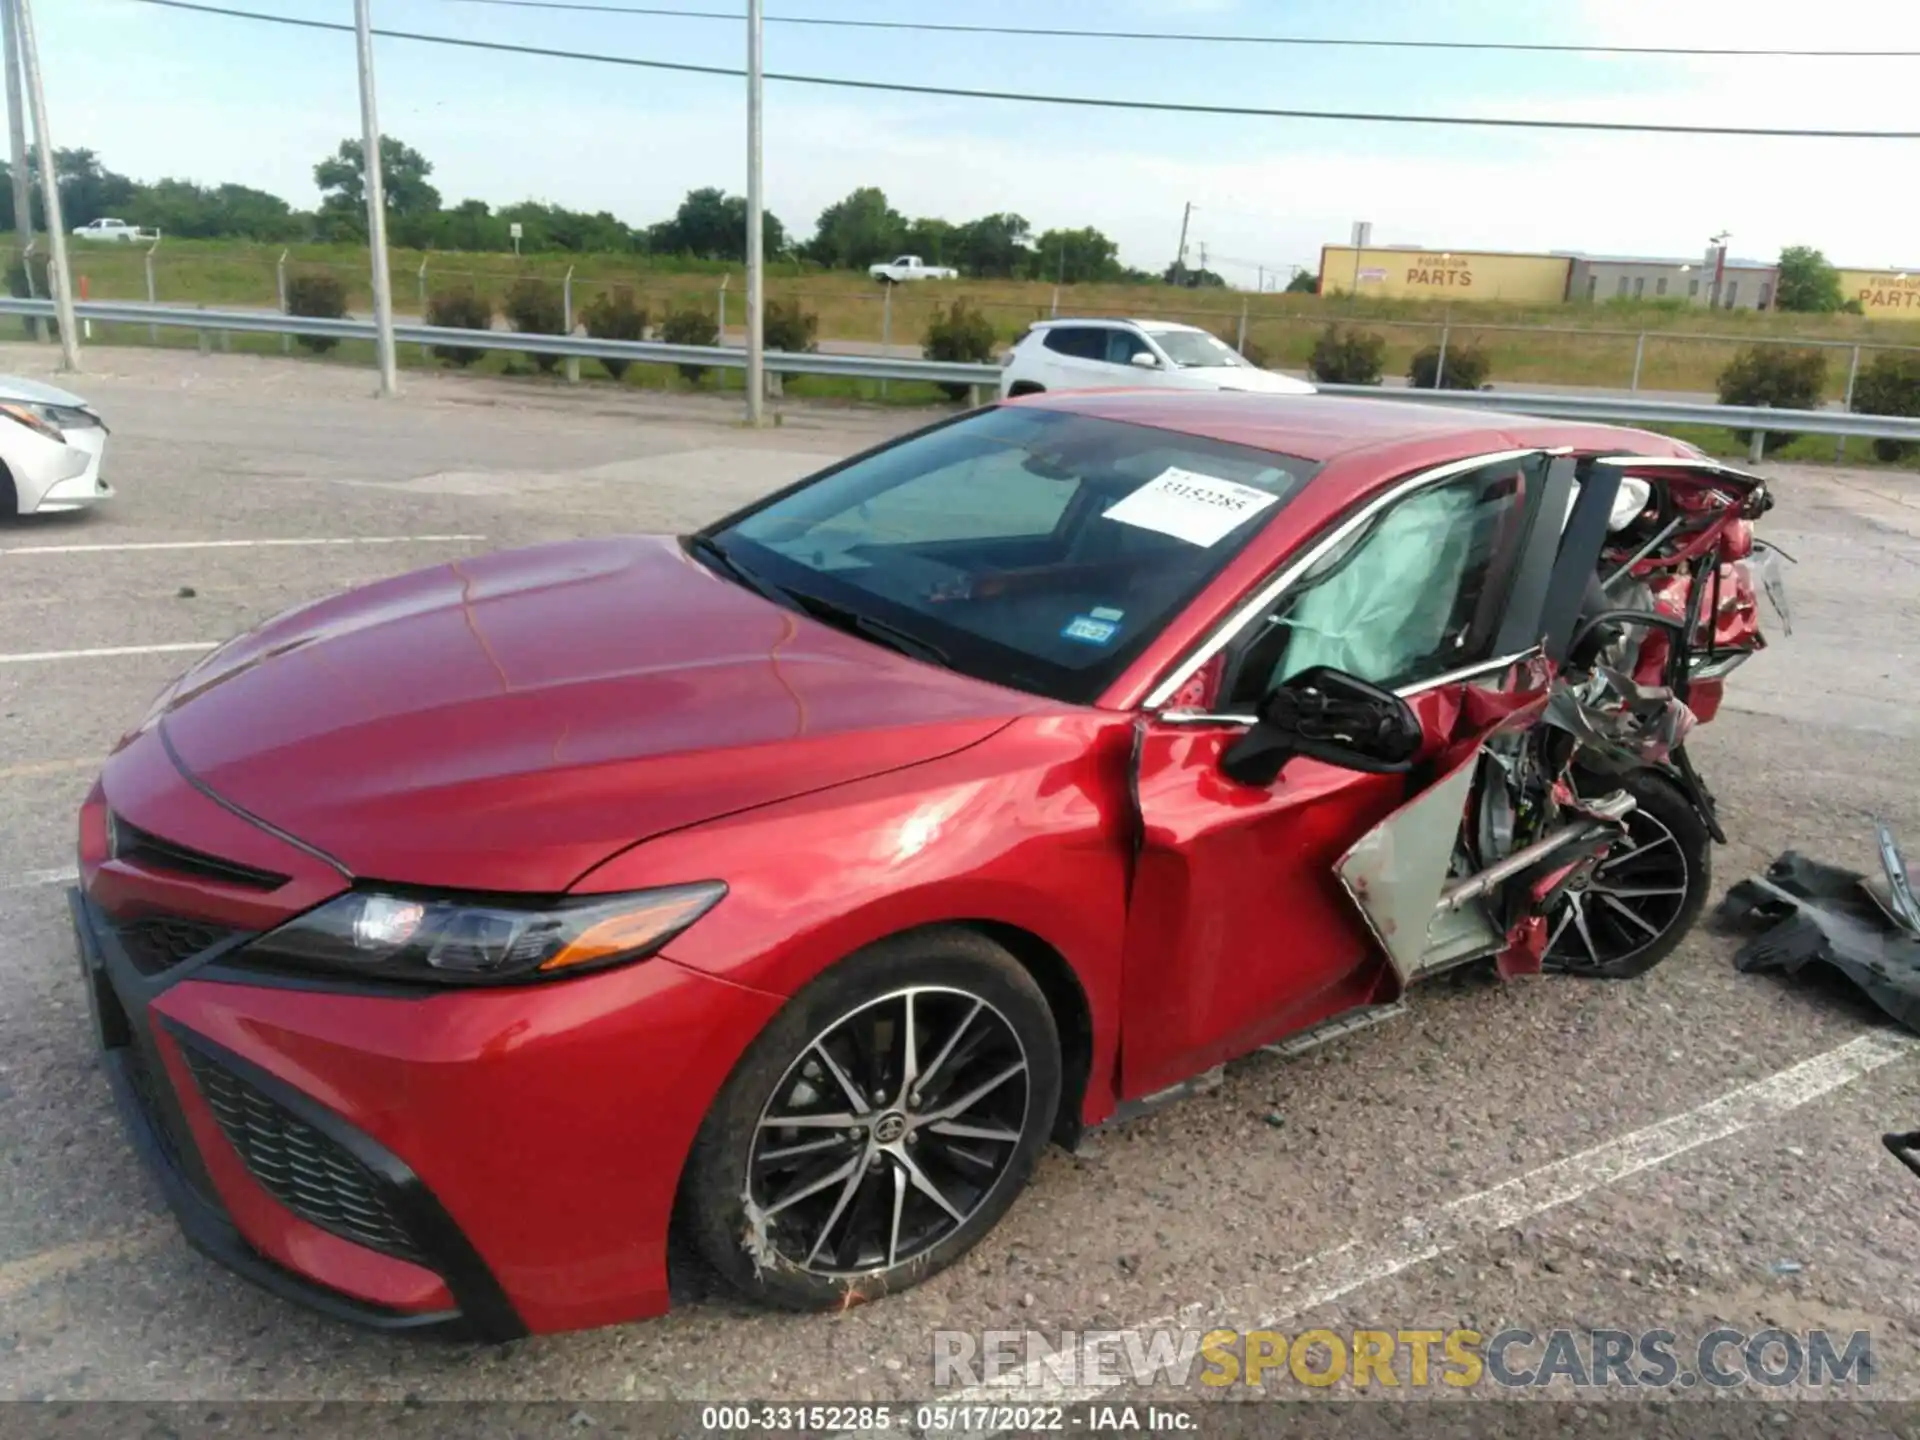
[71,218,159,243]
[868,254,958,284]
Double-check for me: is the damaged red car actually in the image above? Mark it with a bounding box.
[71,392,1782,1339]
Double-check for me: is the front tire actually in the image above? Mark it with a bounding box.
[682,928,1061,1310]
[1543,767,1711,979]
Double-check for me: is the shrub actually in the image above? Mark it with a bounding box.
[763,296,818,354]
[1851,351,1920,463]
[1715,345,1826,455]
[659,304,720,383]
[580,286,648,380]
[425,286,493,366]
[923,298,997,400]
[1408,340,1491,390]
[1309,324,1386,385]
[503,276,567,373]
[1211,326,1269,369]
[284,270,348,353]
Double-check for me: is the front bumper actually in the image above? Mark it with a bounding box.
[13,424,110,512]
[72,883,785,1337]
[71,888,506,1337]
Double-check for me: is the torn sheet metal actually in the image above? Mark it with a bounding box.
[1542,665,1696,772]
[1335,753,1481,985]
[1716,825,1920,1033]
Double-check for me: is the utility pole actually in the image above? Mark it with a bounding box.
[13,0,73,369]
[1172,201,1193,283]
[354,0,398,396]
[2,0,37,341]
[744,0,766,425]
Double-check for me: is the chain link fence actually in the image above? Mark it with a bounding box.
[16,242,1920,404]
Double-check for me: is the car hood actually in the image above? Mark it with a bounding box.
[151,536,1045,892]
[0,373,90,407]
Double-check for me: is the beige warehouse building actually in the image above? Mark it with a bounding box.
[1837,269,1920,319]
[1318,246,1572,303]
[1319,244,1912,317]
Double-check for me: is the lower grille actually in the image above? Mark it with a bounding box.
[180,1046,426,1266]
[111,915,237,976]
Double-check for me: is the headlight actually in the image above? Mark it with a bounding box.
[0,400,98,441]
[237,883,727,987]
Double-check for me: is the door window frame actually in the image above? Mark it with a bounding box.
[1141,448,1552,718]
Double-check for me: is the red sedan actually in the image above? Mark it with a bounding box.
[72,391,1778,1338]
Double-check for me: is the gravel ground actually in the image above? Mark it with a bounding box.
[1,345,1917,1430]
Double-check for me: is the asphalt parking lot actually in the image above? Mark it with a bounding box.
[3,344,1919,1419]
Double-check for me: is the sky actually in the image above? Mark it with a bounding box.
[33,0,1920,285]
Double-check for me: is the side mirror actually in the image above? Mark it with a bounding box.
[1129,351,1161,369]
[1220,666,1424,787]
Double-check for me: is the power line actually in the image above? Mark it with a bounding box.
[385,0,1920,59]
[124,0,1920,139]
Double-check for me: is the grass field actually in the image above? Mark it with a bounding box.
[40,238,1920,400]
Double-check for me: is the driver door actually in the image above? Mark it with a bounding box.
[1119,451,1561,1099]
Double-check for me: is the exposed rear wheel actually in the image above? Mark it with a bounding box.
[1543,768,1710,979]
[682,928,1061,1310]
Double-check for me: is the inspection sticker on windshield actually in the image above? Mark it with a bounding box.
[1061,614,1120,645]
[1101,467,1279,547]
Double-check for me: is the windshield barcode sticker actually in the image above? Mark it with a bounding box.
[1100,467,1280,547]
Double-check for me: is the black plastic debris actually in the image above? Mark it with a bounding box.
[1716,823,1920,1033]
[1886,1132,1920,1179]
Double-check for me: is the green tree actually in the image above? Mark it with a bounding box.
[1163,262,1227,288]
[1774,246,1845,313]
[1285,269,1318,294]
[127,179,304,241]
[1033,226,1123,284]
[314,136,442,239]
[805,186,908,268]
[648,187,785,261]
[901,217,956,265]
[952,213,1034,279]
[0,148,136,230]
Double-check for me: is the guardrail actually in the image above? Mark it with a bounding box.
[0,296,1003,391]
[5,297,1919,457]
[1313,382,1920,447]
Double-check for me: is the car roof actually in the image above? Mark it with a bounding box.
[1015,389,1701,466]
[1031,318,1206,334]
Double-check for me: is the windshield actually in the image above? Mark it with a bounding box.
[703,407,1318,705]
[1150,331,1248,369]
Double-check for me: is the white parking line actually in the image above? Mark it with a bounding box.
[946,1029,1919,1407]
[0,642,217,665]
[0,534,486,556]
[0,867,77,890]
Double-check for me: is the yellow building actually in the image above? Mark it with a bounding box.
[1317,246,1572,304]
[1836,269,1920,319]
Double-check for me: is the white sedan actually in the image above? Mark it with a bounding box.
[0,375,111,515]
[998,318,1315,400]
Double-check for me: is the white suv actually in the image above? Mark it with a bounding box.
[998,318,1314,400]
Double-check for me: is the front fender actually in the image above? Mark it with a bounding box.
[569,714,1137,1124]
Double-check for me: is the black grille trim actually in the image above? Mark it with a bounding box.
[110,814,290,891]
[181,1045,428,1266]
[109,914,241,977]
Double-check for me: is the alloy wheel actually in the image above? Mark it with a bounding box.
[746,986,1031,1278]
[1544,807,1691,973]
